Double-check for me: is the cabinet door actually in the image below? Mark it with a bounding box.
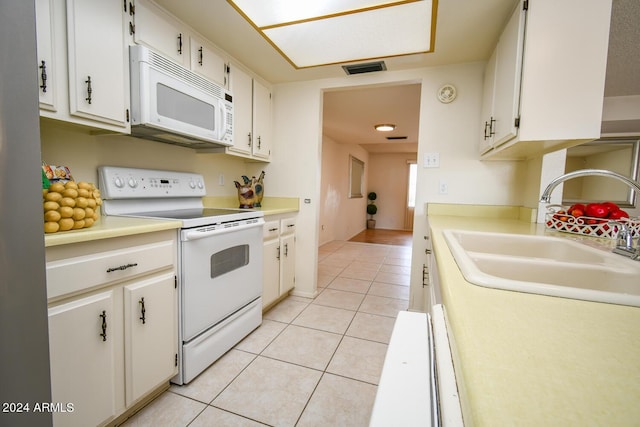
[491,2,526,148]
[252,80,272,160]
[66,0,128,128]
[48,290,118,427]
[280,233,295,294]
[190,36,227,87]
[35,0,57,111]
[479,47,497,154]
[228,65,254,156]
[124,271,177,406]
[263,239,280,308]
[134,0,188,66]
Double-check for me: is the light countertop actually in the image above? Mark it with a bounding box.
[44,216,181,247]
[427,204,640,426]
[203,196,299,216]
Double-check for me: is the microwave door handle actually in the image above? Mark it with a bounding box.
[219,100,226,139]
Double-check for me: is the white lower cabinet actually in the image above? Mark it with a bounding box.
[48,290,119,427]
[46,230,178,426]
[262,215,296,308]
[124,272,177,406]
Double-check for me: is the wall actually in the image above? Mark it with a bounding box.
[318,135,369,245]
[368,152,417,230]
[271,63,525,305]
[40,119,255,196]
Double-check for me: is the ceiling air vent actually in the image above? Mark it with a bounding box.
[386,136,408,140]
[342,61,387,75]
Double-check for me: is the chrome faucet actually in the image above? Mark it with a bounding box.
[610,222,638,260]
[540,169,640,260]
[540,169,640,203]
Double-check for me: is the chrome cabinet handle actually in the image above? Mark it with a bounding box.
[257,136,261,149]
[99,310,107,341]
[139,297,146,324]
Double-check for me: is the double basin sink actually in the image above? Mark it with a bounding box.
[443,229,640,307]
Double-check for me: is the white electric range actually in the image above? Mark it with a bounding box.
[99,166,264,384]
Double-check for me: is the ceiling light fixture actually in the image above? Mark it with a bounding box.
[227,0,438,69]
[375,124,396,132]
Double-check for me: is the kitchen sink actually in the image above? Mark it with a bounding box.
[443,229,640,307]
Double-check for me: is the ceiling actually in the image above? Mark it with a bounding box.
[154,0,639,154]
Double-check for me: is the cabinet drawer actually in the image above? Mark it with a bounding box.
[263,220,280,240]
[47,240,175,300]
[281,217,296,235]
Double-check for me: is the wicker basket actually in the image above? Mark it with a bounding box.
[544,204,640,239]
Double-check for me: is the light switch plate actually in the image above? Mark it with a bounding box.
[424,153,440,168]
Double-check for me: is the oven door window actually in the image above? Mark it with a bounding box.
[211,245,249,278]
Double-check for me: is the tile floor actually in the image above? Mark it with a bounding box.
[120,240,411,427]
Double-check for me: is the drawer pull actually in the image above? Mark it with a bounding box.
[268,228,278,232]
[99,310,107,341]
[139,297,146,324]
[106,263,138,273]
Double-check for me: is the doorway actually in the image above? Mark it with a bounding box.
[319,82,421,247]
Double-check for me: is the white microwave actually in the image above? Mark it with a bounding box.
[129,45,233,149]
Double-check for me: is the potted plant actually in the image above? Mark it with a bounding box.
[366,192,378,229]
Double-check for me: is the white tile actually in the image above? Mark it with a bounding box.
[312,288,365,311]
[234,320,287,354]
[212,356,321,427]
[120,390,206,426]
[368,281,410,300]
[263,297,309,323]
[373,271,410,286]
[359,294,408,318]
[189,406,265,427]
[327,276,372,294]
[170,349,255,404]
[262,325,342,370]
[292,304,356,334]
[326,336,388,384]
[297,373,377,427]
[346,312,396,344]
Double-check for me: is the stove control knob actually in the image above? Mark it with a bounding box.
[197,180,204,189]
[113,177,124,188]
[128,178,138,188]
[188,180,196,189]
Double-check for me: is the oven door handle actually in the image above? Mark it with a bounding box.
[181,220,264,241]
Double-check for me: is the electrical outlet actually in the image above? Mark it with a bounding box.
[218,174,225,186]
[438,180,448,195]
[424,152,440,168]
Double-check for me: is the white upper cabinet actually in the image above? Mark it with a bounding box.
[481,0,612,160]
[36,0,57,111]
[190,35,228,87]
[66,0,129,128]
[134,0,230,88]
[37,0,130,132]
[225,64,272,161]
[133,0,190,67]
[253,80,273,160]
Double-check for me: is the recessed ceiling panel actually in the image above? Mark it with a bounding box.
[228,0,436,68]
[229,0,412,27]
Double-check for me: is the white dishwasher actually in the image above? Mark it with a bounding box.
[370,305,463,426]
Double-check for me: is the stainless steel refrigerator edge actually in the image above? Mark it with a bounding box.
[0,1,53,425]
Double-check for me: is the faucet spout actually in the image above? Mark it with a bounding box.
[540,169,640,203]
